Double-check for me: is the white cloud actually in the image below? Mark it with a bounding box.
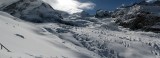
[146,0,157,2]
[42,0,95,14]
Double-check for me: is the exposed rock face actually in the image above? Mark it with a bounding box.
[112,1,160,32]
[0,0,63,23]
[95,9,111,18]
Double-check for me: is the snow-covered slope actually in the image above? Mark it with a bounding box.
[0,11,100,58]
[1,9,160,58]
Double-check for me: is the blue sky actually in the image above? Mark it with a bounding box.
[82,0,143,14]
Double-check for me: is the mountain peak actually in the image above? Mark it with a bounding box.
[112,0,160,32]
[0,0,63,23]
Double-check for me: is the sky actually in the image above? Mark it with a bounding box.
[43,0,153,14]
[42,0,95,14]
[83,0,143,14]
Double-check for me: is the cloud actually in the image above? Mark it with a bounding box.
[145,0,157,2]
[42,0,95,14]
